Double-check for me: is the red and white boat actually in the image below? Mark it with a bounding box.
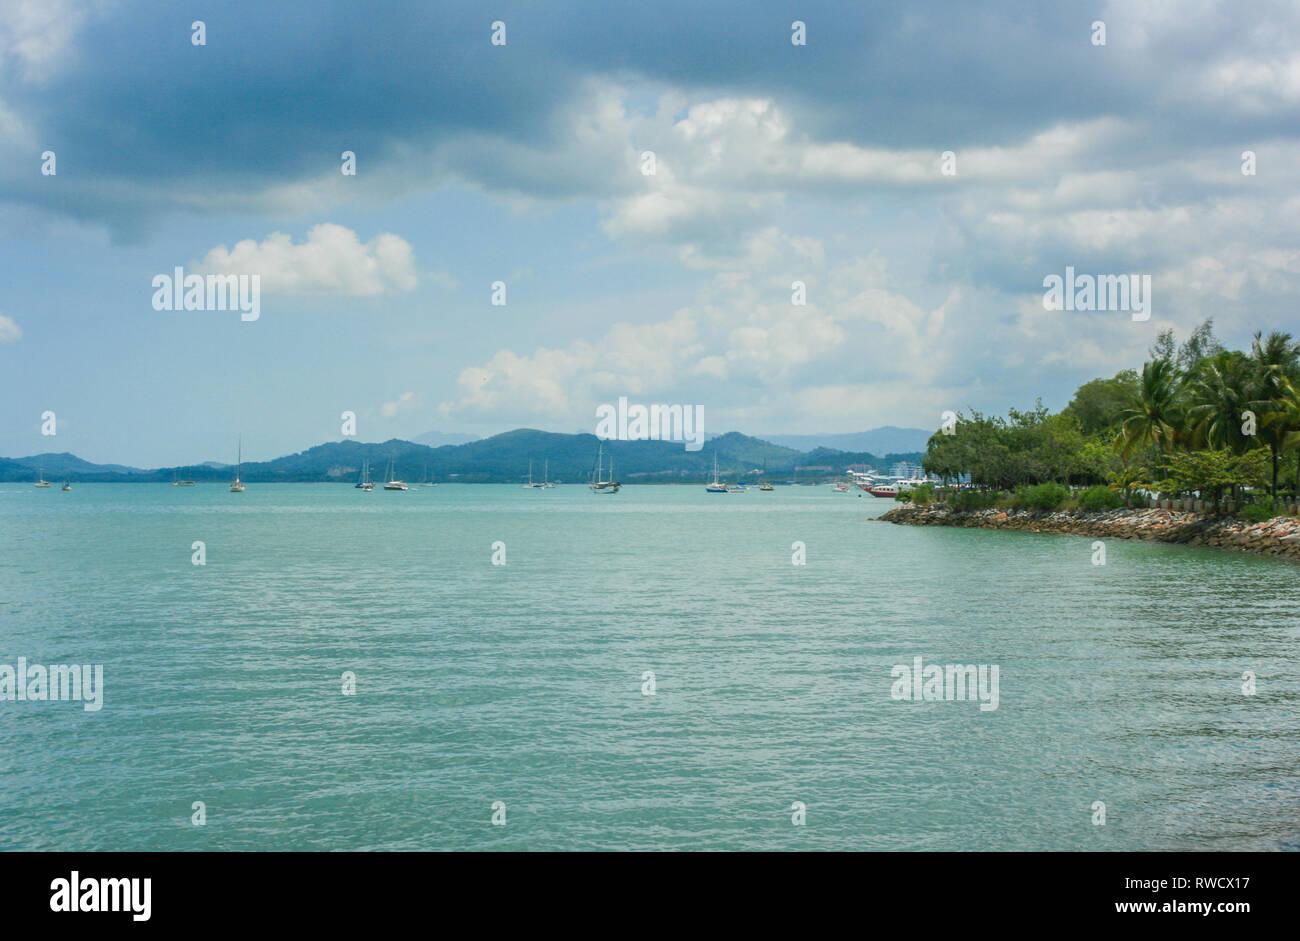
[868,484,898,498]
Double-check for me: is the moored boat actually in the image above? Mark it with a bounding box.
[589,444,620,493]
[382,458,408,490]
[230,437,245,492]
[356,459,374,490]
[706,453,728,493]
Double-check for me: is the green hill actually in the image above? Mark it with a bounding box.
[1,432,921,483]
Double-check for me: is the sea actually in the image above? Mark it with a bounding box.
[1,482,1297,850]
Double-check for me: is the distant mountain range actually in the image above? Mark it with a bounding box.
[0,431,926,483]
[411,427,932,452]
[747,427,933,454]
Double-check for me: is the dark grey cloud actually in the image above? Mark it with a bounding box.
[3,0,1299,237]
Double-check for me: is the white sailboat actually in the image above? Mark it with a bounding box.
[524,459,547,489]
[589,443,620,493]
[705,453,728,493]
[356,459,374,491]
[541,459,554,488]
[382,458,408,490]
[230,437,245,492]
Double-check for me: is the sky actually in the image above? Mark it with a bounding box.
[1,0,1298,466]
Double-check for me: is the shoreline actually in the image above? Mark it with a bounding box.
[879,503,1300,562]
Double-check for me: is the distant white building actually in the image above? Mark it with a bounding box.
[890,461,922,478]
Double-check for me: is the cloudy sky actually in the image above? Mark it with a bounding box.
[1,0,1298,465]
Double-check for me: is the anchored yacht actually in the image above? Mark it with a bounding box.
[589,444,620,493]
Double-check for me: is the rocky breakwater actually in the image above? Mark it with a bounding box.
[879,503,1300,562]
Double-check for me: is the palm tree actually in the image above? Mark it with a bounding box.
[1251,330,1300,499]
[1184,351,1272,507]
[1106,458,1150,506]
[1266,376,1300,499]
[1116,358,1183,466]
[1185,351,1267,454]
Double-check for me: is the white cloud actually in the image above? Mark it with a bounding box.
[381,391,416,418]
[0,0,91,84]
[437,244,968,430]
[0,314,21,344]
[678,226,825,274]
[195,223,418,295]
[439,306,703,421]
[0,0,91,146]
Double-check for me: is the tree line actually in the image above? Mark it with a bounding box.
[921,321,1300,515]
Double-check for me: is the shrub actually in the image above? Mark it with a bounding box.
[946,489,1007,511]
[1013,482,1070,511]
[1238,502,1278,524]
[1077,485,1124,512]
[910,483,935,506]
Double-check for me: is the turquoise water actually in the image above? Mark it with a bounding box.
[0,482,1297,851]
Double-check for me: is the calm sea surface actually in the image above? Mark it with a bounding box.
[0,483,1297,851]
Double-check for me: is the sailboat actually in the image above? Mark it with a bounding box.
[589,443,620,493]
[524,459,547,489]
[34,462,51,488]
[541,459,554,488]
[355,459,374,490]
[705,453,728,493]
[61,480,72,491]
[172,469,196,486]
[421,465,436,488]
[760,459,774,490]
[382,458,408,490]
[230,437,245,492]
